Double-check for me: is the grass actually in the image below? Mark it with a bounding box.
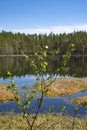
[73,96,87,106]
[0,84,14,102]
[43,78,87,96]
[38,78,87,106]
[0,78,87,129]
[0,113,87,130]
[0,78,87,103]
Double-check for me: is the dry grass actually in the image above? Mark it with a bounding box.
[0,84,14,102]
[0,113,87,130]
[0,78,87,102]
[45,78,87,96]
[0,79,87,129]
[74,96,87,106]
[0,113,27,130]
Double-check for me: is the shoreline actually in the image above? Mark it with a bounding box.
[0,84,14,102]
[0,78,87,105]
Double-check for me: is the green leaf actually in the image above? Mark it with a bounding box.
[43,51,47,57]
[41,100,44,105]
[49,106,54,113]
[60,105,65,111]
[55,49,60,55]
[31,89,36,94]
[36,76,40,81]
[23,113,28,118]
[47,76,51,80]
[17,100,22,107]
[7,71,12,76]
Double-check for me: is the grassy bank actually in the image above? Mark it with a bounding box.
[73,96,87,106]
[0,78,87,129]
[0,78,87,104]
[0,84,14,102]
[45,78,87,96]
[0,113,87,130]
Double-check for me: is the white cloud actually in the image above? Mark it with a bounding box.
[1,24,87,34]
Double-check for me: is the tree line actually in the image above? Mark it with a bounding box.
[0,30,87,55]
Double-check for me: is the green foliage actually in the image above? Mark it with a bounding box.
[49,105,54,113]
[59,105,66,111]
[7,44,75,130]
[0,31,87,55]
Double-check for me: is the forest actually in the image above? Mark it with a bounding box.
[0,30,87,55]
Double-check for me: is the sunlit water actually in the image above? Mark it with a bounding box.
[0,56,87,117]
[0,75,87,117]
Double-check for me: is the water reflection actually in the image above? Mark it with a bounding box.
[0,56,87,117]
[0,56,87,78]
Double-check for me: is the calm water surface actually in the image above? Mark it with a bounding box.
[0,56,87,117]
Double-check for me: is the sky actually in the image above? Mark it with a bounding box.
[0,0,87,34]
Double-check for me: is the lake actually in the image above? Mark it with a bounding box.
[0,56,87,117]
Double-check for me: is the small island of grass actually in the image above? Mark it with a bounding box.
[0,78,87,130]
[44,78,87,96]
[0,84,14,102]
[73,96,87,106]
[0,78,87,102]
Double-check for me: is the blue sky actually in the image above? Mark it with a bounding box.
[0,0,87,34]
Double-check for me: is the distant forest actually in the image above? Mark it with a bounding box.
[0,31,87,55]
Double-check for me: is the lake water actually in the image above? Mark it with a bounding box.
[0,56,87,117]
